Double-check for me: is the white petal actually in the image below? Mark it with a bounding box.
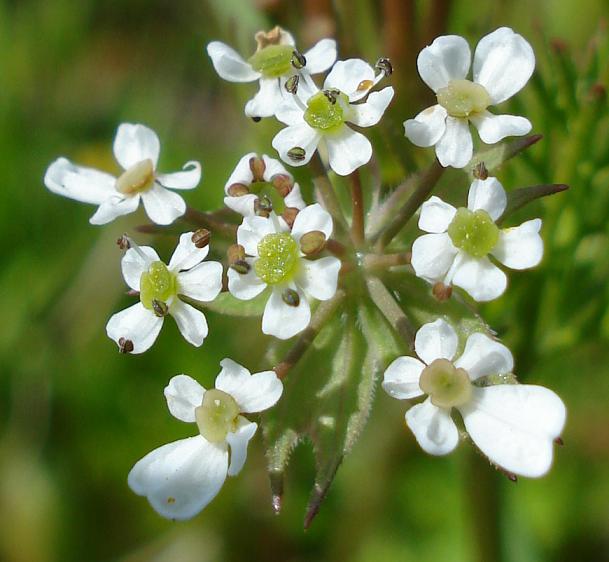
[262,287,311,339]
[324,58,375,99]
[404,105,448,147]
[164,374,205,423]
[226,417,258,476]
[224,193,258,216]
[141,184,186,225]
[272,122,321,168]
[467,177,507,221]
[44,157,115,205]
[291,203,333,243]
[113,123,160,169]
[451,255,507,302]
[417,35,471,92]
[215,358,283,413]
[473,27,535,104]
[419,196,456,233]
[274,96,307,126]
[227,259,267,300]
[177,261,223,302]
[414,318,458,364]
[168,231,209,271]
[206,41,260,82]
[224,152,256,191]
[492,219,543,270]
[245,78,284,118]
[283,182,306,210]
[121,246,161,291]
[454,333,514,380]
[237,215,277,256]
[460,385,566,477]
[349,87,394,127]
[435,116,473,168]
[106,302,163,354]
[303,38,337,74]
[382,356,426,399]
[405,398,459,455]
[471,111,532,144]
[262,154,293,182]
[89,194,140,225]
[128,436,228,520]
[170,300,208,347]
[411,233,458,282]
[299,257,341,301]
[156,161,202,190]
[326,127,372,176]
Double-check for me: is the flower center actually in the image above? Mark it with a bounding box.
[139,261,176,310]
[419,358,472,409]
[303,91,346,132]
[248,44,294,78]
[195,389,240,443]
[115,159,155,196]
[249,181,286,213]
[447,207,499,258]
[436,79,491,118]
[255,232,300,285]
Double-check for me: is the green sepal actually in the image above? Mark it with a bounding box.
[499,183,569,224]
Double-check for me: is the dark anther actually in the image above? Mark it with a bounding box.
[230,260,251,275]
[473,162,489,180]
[287,147,306,162]
[291,50,306,69]
[323,88,340,104]
[282,288,300,307]
[255,195,273,216]
[432,282,453,302]
[375,57,393,76]
[117,235,130,250]
[251,116,262,123]
[152,299,169,317]
[285,75,299,94]
[118,337,134,354]
[191,228,211,249]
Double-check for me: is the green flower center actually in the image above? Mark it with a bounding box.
[255,233,300,285]
[248,44,294,78]
[195,389,240,443]
[447,207,499,258]
[139,261,176,310]
[436,79,491,118]
[116,159,155,195]
[419,358,472,409]
[303,91,346,132]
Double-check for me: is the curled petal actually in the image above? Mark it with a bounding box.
[121,246,161,291]
[299,256,341,301]
[411,232,458,282]
[164,374,206,423]
[325,127,372,176]
[454,333,514,380]
[404,105,448,148]
[171,300,208,347]
[291,203,333,243]
[261,154,292,182]
[168,231,209,271]
[262,286,310,339]
[89,194,140,225]
[467,177,507,221]
[226,417,258,476]
[471,111,532,144]
[224,152,257,192]
[156,161,202,190]
[419,196,457,233]
[283,182,306,210]
[245,78,284,119]
[44,157,115,205]
[106,302,163,354]
[303,38,337,74]
[435,116,472,168]
[113,123,160,170]
[141,184,186,226]
[206,41,260,83]
[224,193,258,216]
[177,261,223,302]
[451,255,507,302]
[492,219,543,270]
[414,318,458,365]
[382,356,426,400]
[349,87,394,127]
[417,35,471,92]
[405,398,459,455]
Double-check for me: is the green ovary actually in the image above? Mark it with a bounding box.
[255,233,300,285]
[303,92,345,131]
[436,79,491,118]
[139,261,176,309]
[419,358,472,409]
[447,208,499,258]
[195,389,240,443]
[248,45,294,77]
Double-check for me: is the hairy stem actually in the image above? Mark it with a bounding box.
[349,170,365,248]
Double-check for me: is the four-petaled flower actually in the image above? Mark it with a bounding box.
[128,359,283,520]
[106,232,223,353]
[382,319,566,477]
[207,26,337,119]
[44,123,202,225]
[411,176,543,301]
[228,204,341,339]
[272,59,394,175]
[404,27,535,168]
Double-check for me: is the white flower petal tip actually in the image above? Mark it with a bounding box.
[414,319,458,364]
[164,374,206,423]
[406,399,459,456]
[206,41,260,83]
[382,356,426,400]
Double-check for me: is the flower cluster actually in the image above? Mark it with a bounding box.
[43,24,566,523]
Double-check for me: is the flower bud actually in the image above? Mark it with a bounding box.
[282,288,300,307]
[191,228,211,249]
[249,156,266,182]
[271,174,293,197]
[300,230,327,256]
[227,183,250,196]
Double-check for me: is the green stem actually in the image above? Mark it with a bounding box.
[349,169,365,248]
[363,252,411,272]
[182,206,238,237]
[309,153,349,236]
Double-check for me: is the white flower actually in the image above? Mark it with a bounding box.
[272,59,394,176]
[106,232,222,353]
[228,204,341,339]
[404,27,535,168]
[207,26,336,119]
[44,123,201,225]
[411,176,543,301]
[224,152,305,219]
[382,319,566,477]
[128,359,283,520]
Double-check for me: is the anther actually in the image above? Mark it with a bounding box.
[291,50,306,69]
[282,288,300,307]
[249,156,266,182]
[287,147,306,162]
[282,207,300,228]
[230,260,251,274]
[191,228,211,249]
[152,299,169,317]
[254,195,273,217]
[285,75,299,94]
[117,235,131,250]
[375,57,393,76]
[227,244,246,265]
[118,337,134,354]
[251,116,262,123]
[227,183,250,197]
[271,174,293,197]
[323,88,340,104]
[473,162,489,180]
[300,230,326,256]
[432,282,453,301]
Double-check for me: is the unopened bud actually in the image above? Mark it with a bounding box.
[282,288,300,307]
[287,147,306,162]
[191,228,211,249]
[152,299,169,317]
[227,183,250,197]
[254,195,273,217]
[300,230,326,256]
[432,282,452,301]
[118,337,134,354]
[249,156,266,182]
[282,207,300,228]
[375,57,393,76]
[291,50,306,69]
[473,162,488,180]
[227,244,246,265]
[271,174,293,197]
[285,75,299,94]
[117,235,131,250]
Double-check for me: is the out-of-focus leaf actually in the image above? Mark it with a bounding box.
[467,135,543,178]
[499,183,569,224]
[182,290,268,317]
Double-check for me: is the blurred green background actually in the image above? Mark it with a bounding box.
[1,0,609,560]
